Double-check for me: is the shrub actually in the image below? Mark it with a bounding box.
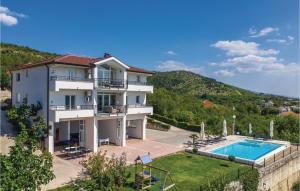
[239,169,259,191]
[228,156,235,162]
[292,180,300,191]
[192,148,198,153]
[79,151,130,190]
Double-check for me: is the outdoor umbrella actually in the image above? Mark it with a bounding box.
[222,119,227,137]
[200,122,205,140]
[270,120,274,139]
[249,123,252,135]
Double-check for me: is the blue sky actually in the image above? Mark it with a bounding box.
[1,0,299,97]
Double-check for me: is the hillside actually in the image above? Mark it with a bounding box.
[0,42,298,142]
[148,70,249,96]
[0,43,58,89]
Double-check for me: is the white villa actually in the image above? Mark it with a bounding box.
[11,53,154,154]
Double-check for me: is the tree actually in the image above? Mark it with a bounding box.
[78,151,129,191]
[0,68,10,90]
[1,102,54,190]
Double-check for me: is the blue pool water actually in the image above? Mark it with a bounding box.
[211,139,282,160]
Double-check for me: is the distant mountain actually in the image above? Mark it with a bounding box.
[148,70,251,97]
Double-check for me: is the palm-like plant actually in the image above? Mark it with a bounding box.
[189,133,199,148]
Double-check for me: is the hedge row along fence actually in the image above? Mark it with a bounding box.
[199,167,259,191]
[147,117,171,131]
[151,114,201,132]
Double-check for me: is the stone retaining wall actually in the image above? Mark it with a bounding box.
[258,151,300,191]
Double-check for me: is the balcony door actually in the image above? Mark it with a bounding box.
[65,95,75,110]
[97,94,117,112]
[67,69,76,80]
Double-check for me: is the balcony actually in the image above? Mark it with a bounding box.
[126,104,153,115]
[97,78,125,89]
[50,105,94,122]
[97,105,126,117]
[49,75,94,91]
[127,81,153,93]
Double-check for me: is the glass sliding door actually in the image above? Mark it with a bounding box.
[65,95,75,110]
[65,95,70,109]
[97,93,118,113]
[104,95,109,106]
[97,94,103,112]
[70,95,75,109]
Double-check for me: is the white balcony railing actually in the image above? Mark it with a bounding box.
[49,75,94,91]
[127,81,153,92]
[126,104,153,115]
[50,105,94,122]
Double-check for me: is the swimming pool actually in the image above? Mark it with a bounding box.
[211,139,283,161]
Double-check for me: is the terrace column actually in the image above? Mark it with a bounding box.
[45,121,54,154]
[67,121,70,140]
[121,116,127,147]
[142,115,147,140]
[85,118,98,152]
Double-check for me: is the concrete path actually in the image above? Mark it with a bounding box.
[0,102,17,155]
[0,102,17,137]
[41,156,82,191]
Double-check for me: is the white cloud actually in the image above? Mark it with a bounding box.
[249,27,278,38]
[0,13,17,26]
[211,38,299,76]
[248,27,256,35]
[157,60,204,74]
[209,62,218,66]
[165,50,177,55]
[266,35,294,45]
[226,55,278,66]
[214,69,235,77]
[211,40,279,56]
[0,6,26,26]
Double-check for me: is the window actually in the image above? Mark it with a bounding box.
[16,73,20,81]
[26,70,28,77]
[127,120,138,128]
[136,75,141,82]
[65,95,75,110]
[16,93,21,103]
[136,96,140,104]
[111,95,116,106]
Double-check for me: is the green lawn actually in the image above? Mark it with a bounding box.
[51,152,252,191]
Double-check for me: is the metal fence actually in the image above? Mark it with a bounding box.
[262,143,299,167]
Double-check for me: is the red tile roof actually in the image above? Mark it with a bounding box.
[14,54,155,75]
[127,66,155,75]
[15,55,97,70]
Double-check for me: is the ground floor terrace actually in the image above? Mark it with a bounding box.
[45,114,149,154]
[42,127,191,190]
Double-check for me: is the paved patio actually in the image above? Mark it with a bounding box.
[44,127,191,190]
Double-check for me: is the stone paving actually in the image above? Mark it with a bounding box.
[45,127,191,190]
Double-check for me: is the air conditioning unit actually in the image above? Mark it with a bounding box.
[85,91,92,102]
[85,90,92,96]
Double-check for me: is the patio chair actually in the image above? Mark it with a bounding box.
[103,106,117,113]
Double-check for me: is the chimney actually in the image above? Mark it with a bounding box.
[104,53,111,58]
